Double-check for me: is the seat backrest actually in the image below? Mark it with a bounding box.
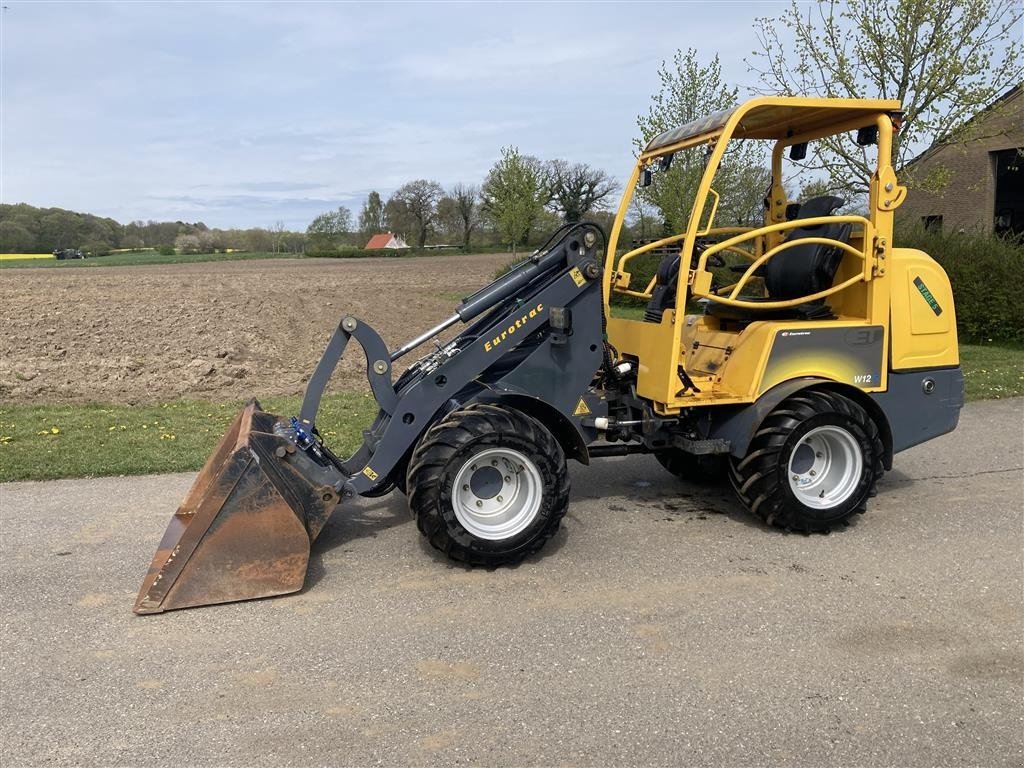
[642,249,683,322]
[763,195,850,300]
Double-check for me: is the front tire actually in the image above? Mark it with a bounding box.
[406,403,569,565]
[729,390,883,531]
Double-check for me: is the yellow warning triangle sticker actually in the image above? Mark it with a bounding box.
[573,398,591,416]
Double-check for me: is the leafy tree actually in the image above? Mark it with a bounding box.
[270,221,288,254]
[281,231,307,254]
[435,197,460,243]
[636,49,768,233]
[161,222,187,247]
[749,0,1024,193]
[174,234,202,253]
[531,209,564,246]
[628,195,657,242]
[38,210,81,250]
[386,180,444,248]
[358,191,385,235]
[547,160,616,223]
[245,228,274,252]
[481,146,551,251]
[121,234,145,251]
[306,206,353,252]
[382,198,414,243]
[437,183,481,250]
[197,230,223,253]
[0,220,35,252]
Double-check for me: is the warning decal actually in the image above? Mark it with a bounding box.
[573,398,591,416]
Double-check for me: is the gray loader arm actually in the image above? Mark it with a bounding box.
[292,224,609,499]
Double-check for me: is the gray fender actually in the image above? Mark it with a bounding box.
[709,377,894,469]
[474,391,590,465]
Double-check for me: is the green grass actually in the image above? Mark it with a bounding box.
[1,343,1020,483]
[608,304,648,320]
[0,251,302,269]
[959,342,1024,401]
[0,393,378,483]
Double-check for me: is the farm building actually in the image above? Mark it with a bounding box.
[364,232,409,249]
[898,83,1023,236]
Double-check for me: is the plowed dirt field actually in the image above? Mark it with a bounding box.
[0,254,512,404]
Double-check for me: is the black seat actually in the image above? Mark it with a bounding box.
[642,195,851,324]
[642,247,686,323]
[706,195,850,322]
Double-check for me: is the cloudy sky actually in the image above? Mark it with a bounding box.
[7,1,802,229]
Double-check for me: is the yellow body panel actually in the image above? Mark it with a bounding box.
[888,249,959,370]
[610,311,892,413]
[680,318,774,400]
[607,314,681,408]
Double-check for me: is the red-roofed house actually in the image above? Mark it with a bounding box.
[364,233,409,250]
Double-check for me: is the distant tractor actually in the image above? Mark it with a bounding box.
[53,248,85,260]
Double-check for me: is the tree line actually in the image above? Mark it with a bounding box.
[0,203,307,255]
[306,153,619,254]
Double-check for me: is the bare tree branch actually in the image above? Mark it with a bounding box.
[746,0,1023,194]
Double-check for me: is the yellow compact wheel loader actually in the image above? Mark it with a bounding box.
[135,97,963,614]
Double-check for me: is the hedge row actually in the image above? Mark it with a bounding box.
[308,247,414,259]
[897,228,1024,344]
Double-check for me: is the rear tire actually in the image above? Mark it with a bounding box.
[407,403,569,565]
[729,389,883,531]
[655,449,728,485]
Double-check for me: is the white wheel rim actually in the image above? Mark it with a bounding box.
[787,425,863,509]
[451,447,543,541]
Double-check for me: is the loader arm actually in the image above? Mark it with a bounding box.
[135,224,608,613]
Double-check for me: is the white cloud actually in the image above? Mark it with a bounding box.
[0,1,810,228]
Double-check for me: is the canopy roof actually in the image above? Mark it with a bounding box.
[643,97,902,155]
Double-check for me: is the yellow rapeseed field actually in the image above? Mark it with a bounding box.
[0,253,54,261]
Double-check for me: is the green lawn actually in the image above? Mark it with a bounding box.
[959,342,1024,401]
[0,344,1020,483]
[0,250,302,269]
[0,393,378,483]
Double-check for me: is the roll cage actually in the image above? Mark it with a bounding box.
[602,97,906,316]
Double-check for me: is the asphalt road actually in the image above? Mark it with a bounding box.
[1,398,1022,767]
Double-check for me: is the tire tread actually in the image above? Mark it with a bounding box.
[407,403,569,565]
[729,389,884,532]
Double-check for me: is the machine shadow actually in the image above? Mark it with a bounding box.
[304,494,411,588]
[567,459,867,536]
[306,451,879,589]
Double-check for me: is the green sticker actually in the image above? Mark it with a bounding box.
[913,276,942,316]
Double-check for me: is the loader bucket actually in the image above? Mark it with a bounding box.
[133,400,342,614]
